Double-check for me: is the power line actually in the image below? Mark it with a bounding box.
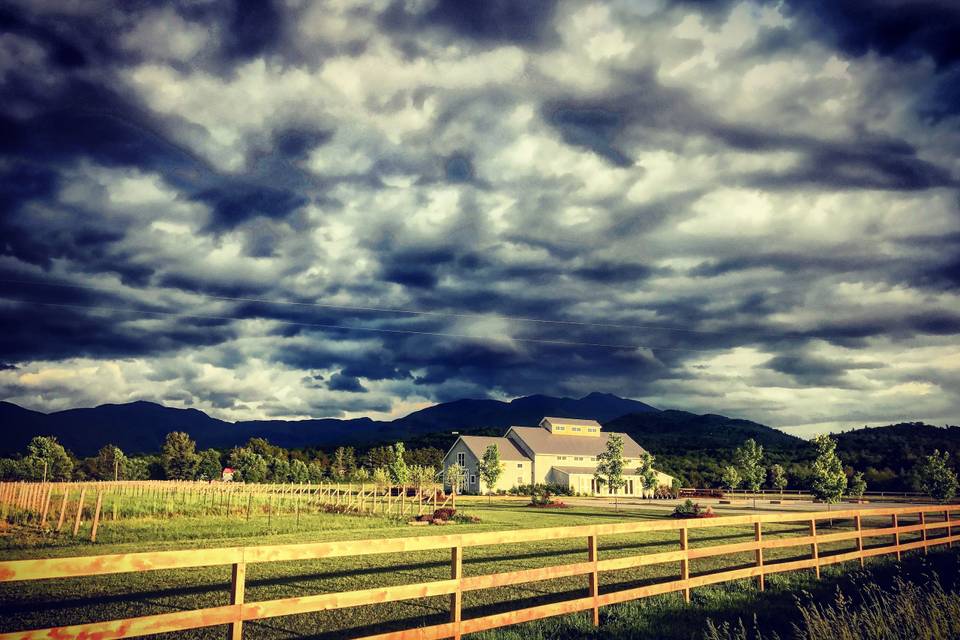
[0,278,724,335]
[0,297,722,353]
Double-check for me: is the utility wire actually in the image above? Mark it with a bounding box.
[0,278,726,335]
[0,297,722,353]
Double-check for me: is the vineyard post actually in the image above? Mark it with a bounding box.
[56,489,69,532]
[90,491,103,542]
[246,493,252,522]
[40,485,52,528]
[72,488,87,537]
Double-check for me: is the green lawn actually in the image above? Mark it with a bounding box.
[0,499,942,640]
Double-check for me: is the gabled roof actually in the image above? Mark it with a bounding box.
[541,417,602,428]
[507,427,647,457]
[458,435,529,462]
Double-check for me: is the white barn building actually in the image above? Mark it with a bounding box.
[441,417,674,496]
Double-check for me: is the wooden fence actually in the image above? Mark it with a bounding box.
[0,504,957,640]
[0,481,450,541]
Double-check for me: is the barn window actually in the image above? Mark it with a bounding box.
[457,452,465,466]
[469,475,476,485]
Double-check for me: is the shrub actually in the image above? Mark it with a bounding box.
[672,499,716,518]
[452,512,481,524]
[432,507,456,521]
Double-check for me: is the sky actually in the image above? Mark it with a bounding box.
[0,0,958,437]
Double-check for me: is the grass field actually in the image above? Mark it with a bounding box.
[0,497,947,640]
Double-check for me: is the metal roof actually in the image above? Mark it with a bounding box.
[507,427,647,457]
[458,436,529,462]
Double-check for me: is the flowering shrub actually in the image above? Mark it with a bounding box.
[432,507,456,521]
[672,499,716,518]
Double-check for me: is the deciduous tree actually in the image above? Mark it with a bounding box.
[162,432,199,480]
[810,434,847,504]
[595,434,626,510]
[917,450,959,502]
[479,444,502,501]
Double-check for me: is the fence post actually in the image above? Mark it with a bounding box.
[892,514,901,561]
[588,534,600,624]
[920,511,928,554]
[229,552,246,640]
[754,522,764,591]
[855,514,864,567]
[72,488,87,537]
[809,518,819,579]
[90,491,103,542]
[679,526,690,603]
[947,510,953,548]
[451,545,463,640]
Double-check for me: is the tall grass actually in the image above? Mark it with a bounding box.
[705,569,960,640]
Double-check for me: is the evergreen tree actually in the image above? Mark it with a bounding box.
[595,434,626,510]
[479,444,503,501]
[917,450,959,502]
[810,434,847,504]
[162,432,199,480]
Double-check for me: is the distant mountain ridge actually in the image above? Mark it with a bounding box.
[0,392,659,456]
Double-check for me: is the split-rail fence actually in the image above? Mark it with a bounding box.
[0,504,957,640]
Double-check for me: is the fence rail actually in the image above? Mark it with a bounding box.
[0,504,957,640]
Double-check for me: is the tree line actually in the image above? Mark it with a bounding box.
[0,433,444,484]
[717,435,959,503]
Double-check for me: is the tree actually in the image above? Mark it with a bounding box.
[637,452,659,498]
[24,436,74,481]
[331,447,356,481]
[196,449,222,481]
[810,434,847,504]
[720,465,740,492]
[372,466,390,489]
[388,442,409,485]
[769,464,787,496]
[90,444,127,481]
[848,471,867,499]
[307,460,325,483]
[267,456,291,483]
[445,463,466,495]
[353,466,370,483]
[289,459,309,484]
[411,465,436,494]
[161,432,199,480]
[479,444,503,502]
[595,434,626,510]
[227,447,267,483]
[734,439,765,496]
[126,457,152,480]
[916,450,959,502]
[365,446,394,470]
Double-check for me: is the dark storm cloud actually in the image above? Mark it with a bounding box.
[0,0,958,427]
[382,0,559,47]
[327,372,367,393]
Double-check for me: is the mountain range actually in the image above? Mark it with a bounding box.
[0,392,668,456]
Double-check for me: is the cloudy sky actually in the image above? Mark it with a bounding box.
[1,0,958,436]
